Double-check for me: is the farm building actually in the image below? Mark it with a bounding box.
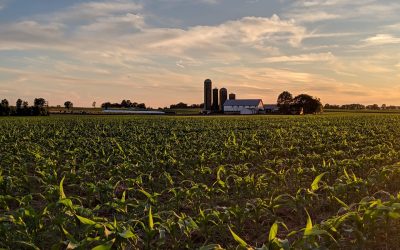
[264,104,279,113]
[103,109,165,115]
[223,99,264,115]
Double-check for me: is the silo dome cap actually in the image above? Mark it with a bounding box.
[204,79,212,83]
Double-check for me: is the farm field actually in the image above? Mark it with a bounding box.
[1,114,400,249]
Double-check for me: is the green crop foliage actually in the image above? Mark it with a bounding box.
[1,113,400,249]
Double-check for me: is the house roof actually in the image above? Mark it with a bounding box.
[223,99,263,107]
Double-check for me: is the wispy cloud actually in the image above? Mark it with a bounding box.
[199,0,222,4]
[286,0,400,23]
[263,52,335,63]
[362,34,400,46]
[287,11,341,23]
[148,15,306,52]
[0,0,4,10]
[384,22,400,30]
[210,65,377,103]
[43,0,142,23]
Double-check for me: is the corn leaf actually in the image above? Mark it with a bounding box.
[334,196,349,209]
[76,215,96,225]
[119,229,136,239]
[91,239,115,250]
[149,206,154,230]
[199,244,224,250]
[304,210,313,236]
[229,226,248,247]
[60,176,66,199]
[268,222,278,242]
[311,172,326,191]
[14,241,41,250]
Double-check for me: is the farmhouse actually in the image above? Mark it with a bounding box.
[223,99,264,115]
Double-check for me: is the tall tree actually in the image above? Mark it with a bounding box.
[16,99,23,109]
[0,99,10,115]
[1,99,9,107]
[22,101,29,109]
[137,103,146,109]
[16,99,23,115]
[292,94,323,114]
[121,100,128,108]
[64,101,73,110]
[277,91,293,114]
[34,98,46,107]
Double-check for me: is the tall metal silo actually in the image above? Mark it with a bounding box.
[229,93,236,100]
[219,88,228,111]
[204,79,212,111]
[213,88,219,111]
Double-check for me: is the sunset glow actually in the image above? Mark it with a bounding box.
[0,0,399,107]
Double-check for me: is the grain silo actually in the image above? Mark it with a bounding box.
[219,88,228,111]
[213,88,219,111]
[204,79,212,111]
[229,93,236,100]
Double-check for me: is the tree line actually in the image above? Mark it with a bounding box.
[101,99,147,109]
[169,102,204,109]
[0,98,49,116]
[277,91,323,114]
[324,103,399,110]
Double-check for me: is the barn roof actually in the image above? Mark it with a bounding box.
[223,99,263,106]
[264,104,278,108]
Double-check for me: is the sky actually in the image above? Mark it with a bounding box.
[0,0,399,107]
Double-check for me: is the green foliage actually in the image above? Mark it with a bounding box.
[229,226,249,248]
[1,114,400,249]
[268,222,278,242]
[311,172,326,191]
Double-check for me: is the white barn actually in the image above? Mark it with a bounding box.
[223,99,264,114]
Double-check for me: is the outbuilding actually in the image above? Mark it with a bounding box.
[223,99,264,114]
[264,104,279,113]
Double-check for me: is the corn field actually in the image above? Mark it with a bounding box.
[1,114,400,249]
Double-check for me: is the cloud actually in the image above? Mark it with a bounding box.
[0,0,6,10]
[45,0,142,23]
[354,3,400,19]
[199,0,222,4]
[78,1,142,12]
[79,13,145,34]
[209,65,375,102]
[362,34,400,46]
[0,21,68,51]
[0,2,304,62]
[148,15,306,52]
[1,0,400,106]
[294,0,374,7]
[287,11,341,23]
[385,23,400,30]
[286,0,400,24]
[263,52,335,63]
[156,0,222,4]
